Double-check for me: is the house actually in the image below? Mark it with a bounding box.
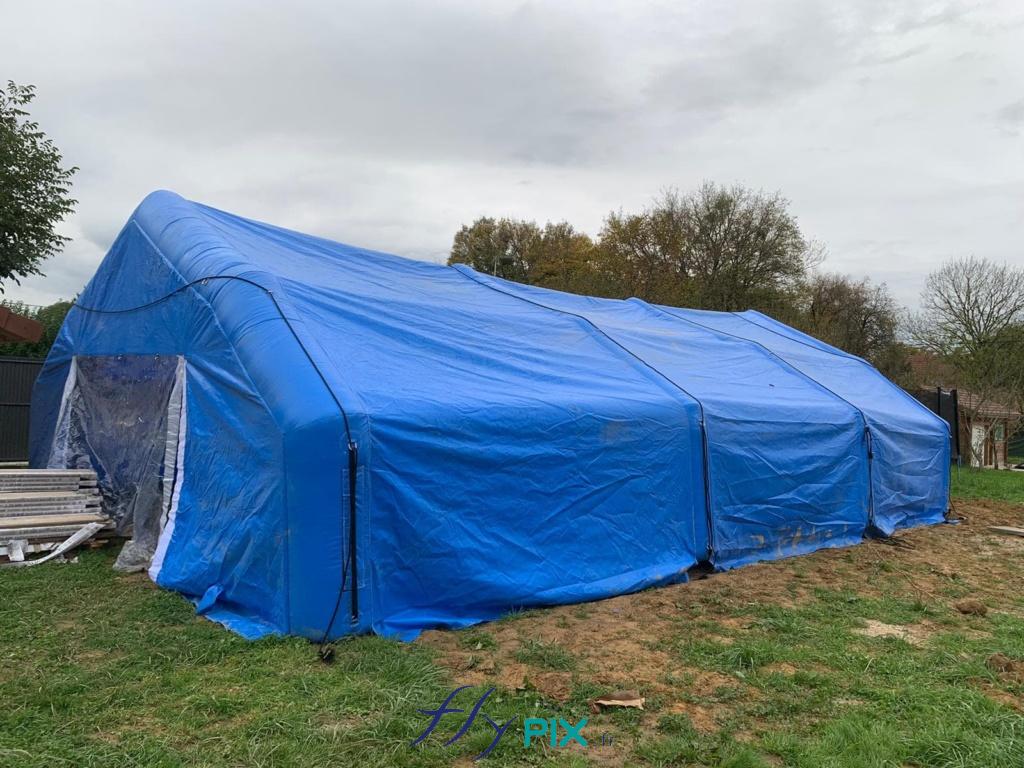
[909,352,1020,469]
[958,391,1019,468]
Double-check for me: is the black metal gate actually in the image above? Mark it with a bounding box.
[912,386,960,463]
[0,357,43,462]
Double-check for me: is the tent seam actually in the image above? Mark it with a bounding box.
[737,311,951,431]
[450,265,716,560]
[648,302,877,531]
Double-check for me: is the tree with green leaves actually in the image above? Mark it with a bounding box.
[523,222,599,293]
[0,81,77,288]
[448,217,540,282]
[451,184,820,314]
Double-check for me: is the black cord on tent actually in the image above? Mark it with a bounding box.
[71,274,359,660]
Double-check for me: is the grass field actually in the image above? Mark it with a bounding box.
[1,469,1023,767]
[950,465,1024,504]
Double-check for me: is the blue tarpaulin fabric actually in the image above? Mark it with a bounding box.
[29,191,950,641]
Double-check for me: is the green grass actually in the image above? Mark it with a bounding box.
[950,466,1024,503]
[513,639,577,671]
[457,628,497,652]
[5,476,1024,766]
[653,588,1024,767]
[0,551,589,767]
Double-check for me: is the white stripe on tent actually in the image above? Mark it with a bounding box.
[47,358,79,468]
[149,359,187,581]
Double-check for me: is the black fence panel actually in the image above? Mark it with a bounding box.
[1011,434,1024,463]
[912,387,960,462]
[0,357,43,461]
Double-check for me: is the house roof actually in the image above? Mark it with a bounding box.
[957,390,1020,420]
[909,352,1020,420]
[909,352,954,388]
[0,306,43,343]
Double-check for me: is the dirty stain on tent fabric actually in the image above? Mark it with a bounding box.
[28,191,951,641]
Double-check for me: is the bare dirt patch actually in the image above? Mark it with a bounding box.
[954,599,988,616]
[417,500,1024,739]
[665,699,719,732]
[987,653,1024,682]
[854,619,930,646]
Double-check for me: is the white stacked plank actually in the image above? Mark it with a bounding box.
[0,469,112,559]
[0,478,98,493]
[0,469,98,494]
[0,540,57,558]
[1,512,108,527]
[0,521,114,542]
[0,492,100,517]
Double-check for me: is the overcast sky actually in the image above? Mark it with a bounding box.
[3,0,1022,308]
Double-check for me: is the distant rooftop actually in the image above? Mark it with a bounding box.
[909,351,1020,419]
[0,306,42,344]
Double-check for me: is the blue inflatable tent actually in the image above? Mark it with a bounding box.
[30,191,950,640]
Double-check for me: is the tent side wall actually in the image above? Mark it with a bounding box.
[453,271,872,571]
[133,193,366,639]
[740,310,951,532]
[675,309,950,533]
[361,377,708,639]
[30,199,354,639]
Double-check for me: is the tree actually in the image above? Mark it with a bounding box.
[0,298,74,358]
[447,216,602,292]
[598,184,820,311]
[796,273,908,382]
[597,205,686,303]
[908,257,1024,357]
[525,222,598,293]
[448,217,541,283]
[907,256,1024,467]
[0,81,77,288]
[997,324,1024,420]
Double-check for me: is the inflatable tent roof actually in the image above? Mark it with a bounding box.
[30,191,950,640]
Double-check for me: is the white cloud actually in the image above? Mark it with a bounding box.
[2,0,1023,308]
